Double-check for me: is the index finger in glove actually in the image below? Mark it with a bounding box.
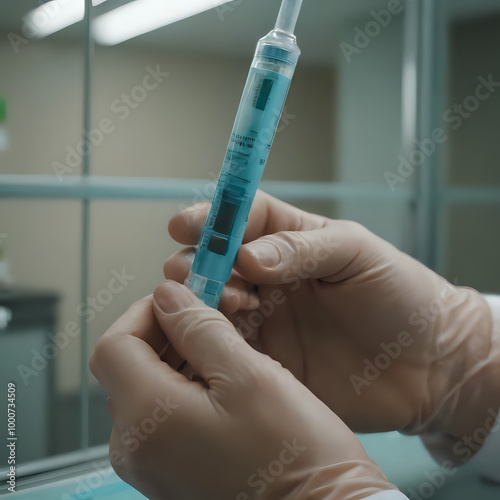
[89,296,186,400]
[152,280,257,384]
[168,190,328,246]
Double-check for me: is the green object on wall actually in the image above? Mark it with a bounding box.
[0,97,6,122]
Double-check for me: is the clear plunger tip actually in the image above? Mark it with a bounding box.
[274,0,303,35]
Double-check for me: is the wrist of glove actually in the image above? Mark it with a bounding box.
[402,287,500,465]
[258,459,398,500]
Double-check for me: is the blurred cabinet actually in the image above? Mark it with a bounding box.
[0,290,58,463]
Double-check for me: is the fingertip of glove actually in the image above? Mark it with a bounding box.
[154,280,197,315]
[242,241,282,269]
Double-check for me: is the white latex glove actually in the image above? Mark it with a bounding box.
[90,281,399,500]
[164,191,500,465]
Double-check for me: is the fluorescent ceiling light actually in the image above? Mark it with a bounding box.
[26,0,108,39]
[93,0,234,46]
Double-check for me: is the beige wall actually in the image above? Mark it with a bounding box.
[0,41,84,176]
[90,46,335,182]
[0,39,336,393]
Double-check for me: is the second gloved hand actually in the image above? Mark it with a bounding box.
[164,191,500,464]
[90,281,398,500]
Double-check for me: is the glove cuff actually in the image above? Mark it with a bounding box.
[274,459,400,500]
[415,289,500,465]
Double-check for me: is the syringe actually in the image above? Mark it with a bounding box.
[185,0,303,308]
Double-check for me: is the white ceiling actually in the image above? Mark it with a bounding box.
[1,0,500,66]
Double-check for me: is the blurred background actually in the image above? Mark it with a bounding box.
[0,0,499,498]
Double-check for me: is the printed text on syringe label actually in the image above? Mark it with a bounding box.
[225,68,291,183]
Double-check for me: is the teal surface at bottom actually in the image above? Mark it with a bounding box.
[8,466,145,500]
[8,436,500,500]
[357,432,500,500]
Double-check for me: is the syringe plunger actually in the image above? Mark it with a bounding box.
[274,0,303,35]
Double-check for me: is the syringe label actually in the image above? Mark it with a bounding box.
[208,235,229,255]
[251,75,263,108]
[250,74,274,111]
[213,199,238,235]
[255,78,274,110]
[190,68,291,284]
[226,149,250,166]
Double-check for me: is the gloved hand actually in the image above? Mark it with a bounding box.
[164,191,500,464]
[89,281,398,500]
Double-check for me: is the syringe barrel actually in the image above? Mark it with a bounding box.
[185,31,300,308]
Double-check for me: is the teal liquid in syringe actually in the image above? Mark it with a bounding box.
[185,0,303,308]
